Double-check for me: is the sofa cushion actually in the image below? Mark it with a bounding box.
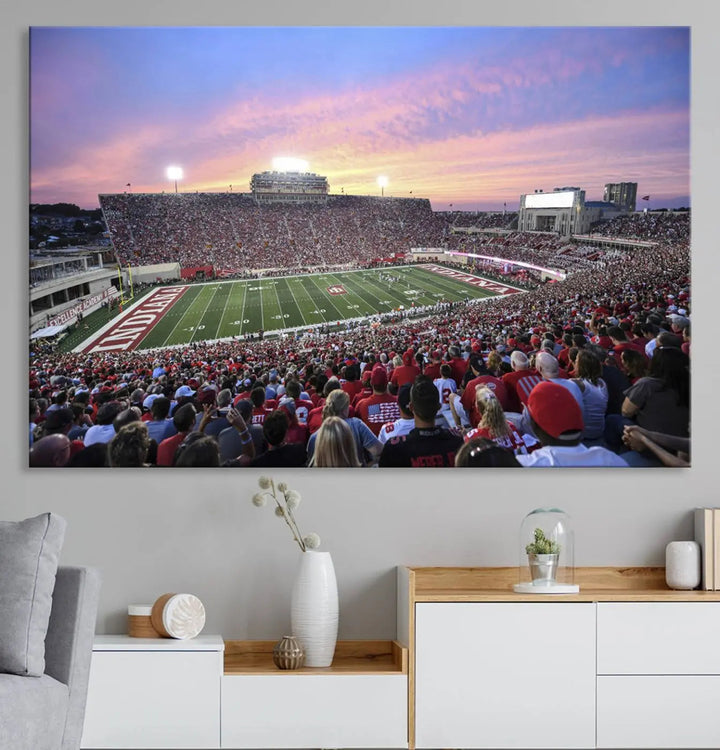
[0,513,66,676]
[0,673,68,750]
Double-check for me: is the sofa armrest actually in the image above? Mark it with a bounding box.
[45,566,101,750]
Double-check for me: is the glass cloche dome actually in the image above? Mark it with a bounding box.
[514,508,579,594]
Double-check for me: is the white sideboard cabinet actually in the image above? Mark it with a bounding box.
[82,637,406,750]
[399,566,720,750]
[81,635,224,749]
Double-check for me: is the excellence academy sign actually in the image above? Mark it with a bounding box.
[422,264,521,296]
[78,286,188,353]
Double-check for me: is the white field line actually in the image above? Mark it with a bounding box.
[324,271,381,317]
[238,281,249,336]
[216,280,236,338]
[159,288,208,348]
[306,273,346,322]
[283,278,309,327]
[190,284,223,344]
[180,262,527,292]
[259,282,264,330]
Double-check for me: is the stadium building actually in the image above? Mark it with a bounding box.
[250,170,329,204]
[518,182,637,236]
[517,188,591,236]
[604,182,638,213]
[29,246,120,339]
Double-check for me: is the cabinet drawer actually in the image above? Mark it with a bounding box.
[82,650,222,748]
[597,676,720,748]
[221,673,407,748]
[597,603,720,674]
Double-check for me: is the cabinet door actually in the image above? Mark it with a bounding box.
[81,650,222,749]
[415,602,596,749]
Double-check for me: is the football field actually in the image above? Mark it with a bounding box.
[78,264,522,353]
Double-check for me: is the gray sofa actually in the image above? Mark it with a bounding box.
[0,566,101,750]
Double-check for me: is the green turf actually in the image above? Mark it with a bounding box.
[104,265,517,351]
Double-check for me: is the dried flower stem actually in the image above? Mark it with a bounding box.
[270,480,306,552]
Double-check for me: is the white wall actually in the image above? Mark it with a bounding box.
[5,1,719,640]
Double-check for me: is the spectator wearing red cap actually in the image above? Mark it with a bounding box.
[355,366,401,436]
[390,349,421,388]
[517,382,627,467]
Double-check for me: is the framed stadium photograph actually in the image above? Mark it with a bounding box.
[28,26,690,469]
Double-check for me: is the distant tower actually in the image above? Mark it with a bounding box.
[603,182,638,213]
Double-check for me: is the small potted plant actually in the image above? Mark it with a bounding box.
[525,528,561,584]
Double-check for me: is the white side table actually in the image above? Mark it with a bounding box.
[81,635,224,749]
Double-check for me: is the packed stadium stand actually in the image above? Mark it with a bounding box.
[99,193,449,273]
[29,203,690,469]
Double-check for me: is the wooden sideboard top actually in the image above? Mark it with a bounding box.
[402,566,720,602]
[224,639,407,675]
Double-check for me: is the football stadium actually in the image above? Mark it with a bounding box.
[29,168,690,469]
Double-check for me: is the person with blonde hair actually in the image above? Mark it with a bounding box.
[309,417,362,467]
[306,388,382,465]
[463,387,534,456]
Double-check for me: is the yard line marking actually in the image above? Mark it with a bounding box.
[283,278,309,327]
[238,281,249,337]
[215,281,235,338]
[259,281,264,330]
[324,272,380,317]
[159,287,207,348]
[190,284,223,343]
[306,273,346,320]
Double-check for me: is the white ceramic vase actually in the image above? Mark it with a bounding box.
[665,540,701,590]
[290,550,338,667]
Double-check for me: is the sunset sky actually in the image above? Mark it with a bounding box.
[30,26,690,211]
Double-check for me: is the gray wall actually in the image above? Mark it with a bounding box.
[5,1,719,640]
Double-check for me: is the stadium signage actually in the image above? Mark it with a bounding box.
[47,287,118,328]
[80,286,188,353]
[423,264,519,296]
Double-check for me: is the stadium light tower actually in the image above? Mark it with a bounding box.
[166,166,183,194]
[377,175,389,197]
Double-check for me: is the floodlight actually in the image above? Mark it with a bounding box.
[377,175,389,196]
[272,157,309,173]
[166,166,183,193]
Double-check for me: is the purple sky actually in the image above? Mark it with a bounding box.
[30,26,690,211]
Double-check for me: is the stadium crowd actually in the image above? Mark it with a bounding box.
[100,193,449,273]
[29,212,690,469]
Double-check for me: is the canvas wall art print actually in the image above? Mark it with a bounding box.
[28,26,690,468]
